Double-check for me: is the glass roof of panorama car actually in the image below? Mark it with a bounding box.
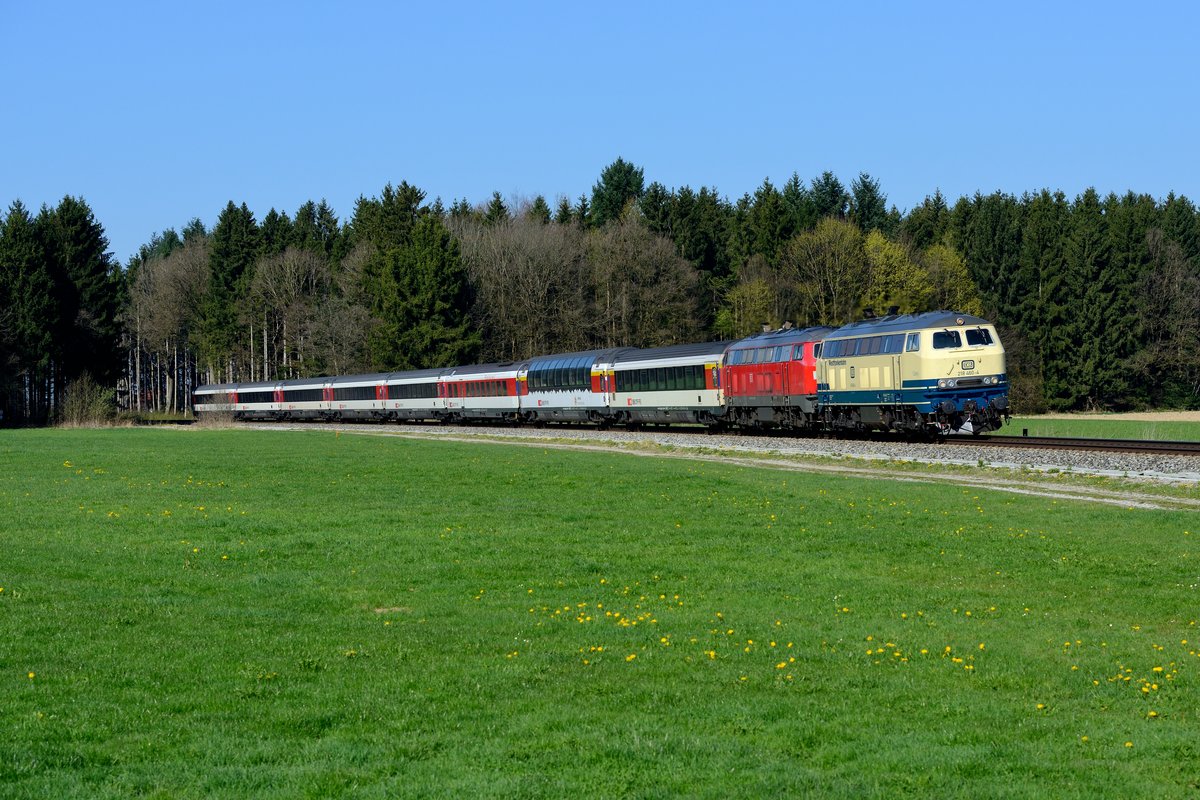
[829,311,992,337]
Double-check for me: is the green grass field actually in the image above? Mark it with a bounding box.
[1008,416,1200,442]
[2,428,1198,798]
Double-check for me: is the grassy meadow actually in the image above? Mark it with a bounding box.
[1,428,1198,798]
[1007,416,1200,442]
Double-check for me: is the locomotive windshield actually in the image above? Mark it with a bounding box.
[932,330,961,349]
[966,328,994,346]
[934,328,995,349]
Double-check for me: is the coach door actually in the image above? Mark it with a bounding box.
[891,356,902,405]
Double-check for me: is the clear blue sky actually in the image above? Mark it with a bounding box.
[3,1,1197,264]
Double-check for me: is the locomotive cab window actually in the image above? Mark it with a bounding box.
[966,328,994,346]
[933,330,962,349]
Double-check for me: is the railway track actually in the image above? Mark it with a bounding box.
[948,434,1200,457]
[218,416,1200,459]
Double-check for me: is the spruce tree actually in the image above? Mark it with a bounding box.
[483,191,509,226]
[849,172,891,235]
[0,202,58,421]
[199,202,260,379]
[809,171,848,219]
[38,196,123,386]
[365,215,480,369]
[525,195,552,225]
[260,209,292,256]
[590,157,645,227]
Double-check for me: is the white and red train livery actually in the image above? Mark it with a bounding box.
[195,311,1010,435]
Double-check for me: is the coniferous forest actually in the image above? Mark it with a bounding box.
[3,158,1199,425]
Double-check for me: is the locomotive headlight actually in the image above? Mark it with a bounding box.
[938,378,958,389]
[937,379,946,389]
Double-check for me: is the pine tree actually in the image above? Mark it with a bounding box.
[638,182,673,236]
[0,201,58,421]
[849,173,890,234]
[1161,193,1200,266]
[483,191,509,226]
[1012,189,1069,406]
[746,178,791,266]
[365,215,480,369]
[809,171,848,219]
[657,186,733,330]
[38,196,124,386]
[781,173,817,233]
[199,202,260,380]
[1101,191,1158,406]
[350,182,426,251]
[953,192,1022,321]
[449,198,476,222]
[525,195,552,225]
[1046,188,1108,409]
[260,208,292,256]
[590,157,645,227]
[573,194,591,227]
[553,197,574,225]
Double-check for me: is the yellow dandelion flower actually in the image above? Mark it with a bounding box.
[1125,741,1133,748]
[27,672,35,679]
[625,653,636,662]
[1148,710,1159,718]
[1081,736,1089,742]
[1036,703,1046,710]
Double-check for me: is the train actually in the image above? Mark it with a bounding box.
[193,310,1011,437]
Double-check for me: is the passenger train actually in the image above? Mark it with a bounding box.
[194,311,1011,436]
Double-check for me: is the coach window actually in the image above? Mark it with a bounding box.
[905,333,920,352]
[933,330,962,349]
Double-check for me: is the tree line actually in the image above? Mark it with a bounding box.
[3,157,1199,424]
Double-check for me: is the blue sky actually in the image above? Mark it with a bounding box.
[3,1,1197,263]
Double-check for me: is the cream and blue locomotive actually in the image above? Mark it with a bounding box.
[815,311,1010,434]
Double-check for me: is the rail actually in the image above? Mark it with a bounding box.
[947,434,1200,457]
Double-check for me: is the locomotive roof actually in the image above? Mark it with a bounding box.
[728,325,836,349]
[827,311,993,337]
[614,340,732,364]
